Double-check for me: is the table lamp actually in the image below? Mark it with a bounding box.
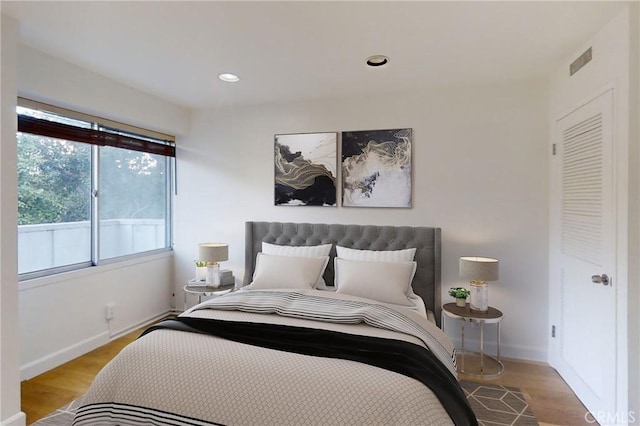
[459,256,499,312]
[198,243,228,287]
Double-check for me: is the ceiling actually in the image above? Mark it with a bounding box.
[1,1,627,110]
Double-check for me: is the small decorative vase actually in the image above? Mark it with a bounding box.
[455,297,467,308]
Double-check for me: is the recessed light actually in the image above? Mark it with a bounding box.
[219,73,240,82]
[366,55,389,67]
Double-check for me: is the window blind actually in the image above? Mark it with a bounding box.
[18,115,175,157]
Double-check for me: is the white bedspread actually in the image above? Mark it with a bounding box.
[74,289,459,426]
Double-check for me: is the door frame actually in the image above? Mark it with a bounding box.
[548,83,629,423]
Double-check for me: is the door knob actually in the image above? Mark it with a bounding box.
[591,274,610,286]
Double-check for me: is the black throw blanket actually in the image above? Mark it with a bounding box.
[142,317,478,426]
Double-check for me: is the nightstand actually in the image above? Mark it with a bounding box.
[184,280,234,309]
[441,302,504,378]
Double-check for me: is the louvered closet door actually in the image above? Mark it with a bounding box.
[553,89,616,418]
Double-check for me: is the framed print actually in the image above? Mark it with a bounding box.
[274,132,337,206]
[342,128,412,208]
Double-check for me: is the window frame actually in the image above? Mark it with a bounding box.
[17,98,175,281]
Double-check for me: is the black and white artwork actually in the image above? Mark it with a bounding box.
[342,128,412,208]
[274,132,337,206]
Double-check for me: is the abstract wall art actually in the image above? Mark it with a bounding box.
[274,132,337,206]
[342,128,412,208]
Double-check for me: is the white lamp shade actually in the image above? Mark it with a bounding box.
[459,256,499,282]
[198,243,229,263]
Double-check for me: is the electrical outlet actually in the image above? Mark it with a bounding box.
[105,304,115,320]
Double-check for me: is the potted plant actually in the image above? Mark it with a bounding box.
[448,287,470,307]
[194,260,207,281]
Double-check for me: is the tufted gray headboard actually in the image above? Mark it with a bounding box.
[244,221,442,323]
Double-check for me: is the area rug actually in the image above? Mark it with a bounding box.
[32,381,538,426]
[460,381,538,426]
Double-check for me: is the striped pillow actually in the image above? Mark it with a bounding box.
[262,242,332,257]
[336,246,416,263]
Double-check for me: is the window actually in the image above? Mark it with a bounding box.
[17,99,175,279]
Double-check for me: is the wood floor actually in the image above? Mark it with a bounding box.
[21,324,591,425]
[459,360,591,426]
[21,326,142,425]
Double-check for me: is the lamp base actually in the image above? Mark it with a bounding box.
[195,266,207,282]
[469,282,488,312]
[206,263,221,287]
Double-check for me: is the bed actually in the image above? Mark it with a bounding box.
[73,221,477,426]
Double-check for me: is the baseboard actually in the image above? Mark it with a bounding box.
[20,331,110,381]
[20,310,171,381]
[500,356,551,367]
[109,311,172,339]
[0,411,26,426]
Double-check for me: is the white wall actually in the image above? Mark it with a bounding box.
[174,81,550,361]
[12,46,190,380]
[1,14,26,426]
[547,4,638,421]
[19,253,173,379]
[18,45,188,136]
[630,2,640,422]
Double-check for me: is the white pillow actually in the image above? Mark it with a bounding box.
[334,258,417,306]
[262,242,332,289]
[262,242,332,257]
[336,246,417,263]
[250,253,329,290]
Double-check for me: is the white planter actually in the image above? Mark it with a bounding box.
[455,297,467,308]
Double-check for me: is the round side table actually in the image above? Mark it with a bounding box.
[184,280,234,309]
[441,302,504,378]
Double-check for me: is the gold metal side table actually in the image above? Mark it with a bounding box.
[441,302,504,378]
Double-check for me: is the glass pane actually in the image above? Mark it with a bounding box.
[99,146,168,259]
[17,106,92,128]
[17,132,92,274]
